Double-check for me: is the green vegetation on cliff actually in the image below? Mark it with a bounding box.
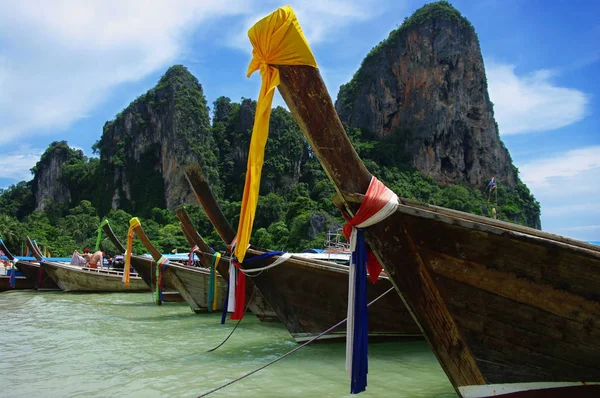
[0,50,540,256]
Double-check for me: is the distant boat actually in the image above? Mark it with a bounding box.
[176,208,278,321]
[0,265,36,291]
[0,238,59,290]
[101,221,184,302]
[184,164,421,342]
[126,219,227,313]
[25,237,149,293]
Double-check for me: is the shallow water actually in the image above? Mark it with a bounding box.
[0,291,456,397]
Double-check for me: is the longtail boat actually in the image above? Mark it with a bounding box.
[101,221,184,302]
[26,237,149,292]
[127,219,226,312]
[252,10,600,396]
[176,207,279,322]
[0,238,59,290]
[0,271,35,291]
[184,164,420,342]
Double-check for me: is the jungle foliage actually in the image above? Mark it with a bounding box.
[0,65,539,257]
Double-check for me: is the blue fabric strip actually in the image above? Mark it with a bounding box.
[350,230,369,394]
[221,282,230,324]
[241,251,285,264]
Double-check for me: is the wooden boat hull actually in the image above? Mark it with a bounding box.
[272,64,600,395]
[163,262,227,313]
[241,250,420,342]
[40,261,149,292]
[0,275,36,291]
[129,255,184,302]
[15,261,60,290]
[376,208,600,396]
[175,206,279,321]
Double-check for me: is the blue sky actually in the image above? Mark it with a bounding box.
[0,0,598,241]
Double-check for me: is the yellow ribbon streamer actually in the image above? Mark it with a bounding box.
[213,252,221,311]
[235,5,317,262]
[124,217,141,286]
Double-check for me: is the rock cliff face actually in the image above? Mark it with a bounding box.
[96,65,217,215]
[336,1,515,189]
[31,141,81,211]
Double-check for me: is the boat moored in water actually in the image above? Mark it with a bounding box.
[25,237,149,293]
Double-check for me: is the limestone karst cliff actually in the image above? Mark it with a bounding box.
[94,65,218,215]
[31,141,80,211]
[337,1,514,188]
[336,1,540,228]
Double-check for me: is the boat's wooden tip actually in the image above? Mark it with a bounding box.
[183,163,208,183]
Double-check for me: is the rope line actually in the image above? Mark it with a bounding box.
[239,253,292,276]
[206,286,257,353]
[197,286,395,397]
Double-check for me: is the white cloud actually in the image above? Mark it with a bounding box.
[0,147,44,183]
[543,203,600,217]
[486,62,588,135]
[555,225,600,233]
[228,0,377,50]
[519,146,600,190]
[517,145,600,241]
[0,0,251,145]
[0,0,385,146]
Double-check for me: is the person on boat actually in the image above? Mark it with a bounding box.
[83,250,103,269]
[83,247,90,254]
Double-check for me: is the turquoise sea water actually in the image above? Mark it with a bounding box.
[0,291,455,397]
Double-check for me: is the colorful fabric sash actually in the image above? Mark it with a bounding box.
[207,252,221,312]
[9,260,16,288]
[188,245,199,266]
[342,177,399,394]
[235,6,317,263]
[155,255,169,305]
[124,218,141,286]
[95,219,108,251]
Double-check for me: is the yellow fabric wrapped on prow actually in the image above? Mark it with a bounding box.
[235,6,317,263]
[124,217,141,286]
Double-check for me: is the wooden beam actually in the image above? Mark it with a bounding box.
[184,164,236,245]
[175,207,213,254]
[276,64,486,389]
[102,222,126,253]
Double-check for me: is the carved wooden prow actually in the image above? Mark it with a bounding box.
[0,239,15,261]
[175,207,213,254]
[276,65,485,390]
[184,164,236,245]
[179,221,196,248]
[130,223,162,262]
[102,222,127,253]
[25,236,43,262]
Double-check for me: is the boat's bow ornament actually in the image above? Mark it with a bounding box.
[341,176,399,394]
[241,6,380,394]
[95,219,109,252]
[124,217,140,287]
[126,217,169,305]
[236,5,317,264]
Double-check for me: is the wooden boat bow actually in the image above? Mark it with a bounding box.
[273,61,600,395]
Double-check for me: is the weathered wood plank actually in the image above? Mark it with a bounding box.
[275,63,600,395]
[184,164,236,244]
[176,207,279,321]
[277,64,485,388]
[131,221,224,312]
